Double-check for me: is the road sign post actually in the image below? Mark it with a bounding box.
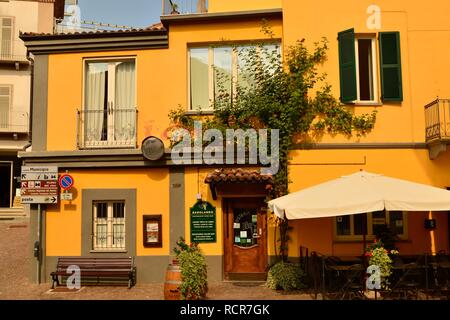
[21,166,58,284]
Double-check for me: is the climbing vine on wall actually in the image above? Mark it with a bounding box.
[169,25,377,261]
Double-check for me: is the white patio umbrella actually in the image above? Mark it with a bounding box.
[268,170,450,220]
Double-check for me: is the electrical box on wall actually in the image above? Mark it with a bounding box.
[424,219,436,230]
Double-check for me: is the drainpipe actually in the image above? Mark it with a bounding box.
[26,53,34,149]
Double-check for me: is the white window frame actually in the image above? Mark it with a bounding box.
[82,56,137,148]
[188,43,281,111]
[354,36,379,104]
[334,211,408,241]
[92,201,126,251]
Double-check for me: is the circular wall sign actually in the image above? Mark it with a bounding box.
[59,174,74,190]
[141,136,165,161]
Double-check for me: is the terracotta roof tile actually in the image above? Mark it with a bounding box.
[205,168,273,184]
[20,22,165,38]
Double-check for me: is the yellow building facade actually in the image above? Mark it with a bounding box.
[20,0,450,283]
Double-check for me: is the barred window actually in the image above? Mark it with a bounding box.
[92,201,125,250]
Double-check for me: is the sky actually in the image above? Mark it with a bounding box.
[77,0,162,28]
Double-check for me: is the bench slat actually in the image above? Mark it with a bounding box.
[51,257,136,289]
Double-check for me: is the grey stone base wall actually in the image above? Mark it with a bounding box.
[40,255,224,284]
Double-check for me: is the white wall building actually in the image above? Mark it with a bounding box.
[0,0,55,210]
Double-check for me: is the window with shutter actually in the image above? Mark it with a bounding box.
[379,32,403,102]
[338,29,357,103]
[0,17,13,59]
[0,86,11,129]
[356,37,378,102]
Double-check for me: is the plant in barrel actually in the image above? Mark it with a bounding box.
[173,237,208,300]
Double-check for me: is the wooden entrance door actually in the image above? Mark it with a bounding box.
[224,198,267,279]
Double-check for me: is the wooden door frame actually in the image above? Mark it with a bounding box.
[222,197,268,278]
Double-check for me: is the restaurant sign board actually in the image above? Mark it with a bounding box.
[190,201,216,243]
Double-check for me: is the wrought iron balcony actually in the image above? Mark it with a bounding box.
[77,108,138,149]
[162,0,208,15]
[0,110,29,133]
[425,98,450,143]
[424,98,450,159]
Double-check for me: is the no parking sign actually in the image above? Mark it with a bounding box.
[59,174,74,190]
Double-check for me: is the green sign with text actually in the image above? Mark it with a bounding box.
[190,201,216,243]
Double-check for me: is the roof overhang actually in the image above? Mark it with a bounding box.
[19,30,168,55]
[160,8,283,27]
[205,168,273,200]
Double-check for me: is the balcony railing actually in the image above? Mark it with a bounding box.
[77,108,137,149]
[425,98,450,142]
[162,0,208,15]
[0,110,29,133]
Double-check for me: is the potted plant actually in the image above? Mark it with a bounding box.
[365,239,399,290]
[173,237,208,300]
[169,0,180,14]
[266,261,306,291]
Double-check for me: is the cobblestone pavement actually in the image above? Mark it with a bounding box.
[0,220,313,300]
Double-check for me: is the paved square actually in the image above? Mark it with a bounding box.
[0,220,313,300]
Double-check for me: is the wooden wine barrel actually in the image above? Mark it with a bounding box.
[164,263,182,300]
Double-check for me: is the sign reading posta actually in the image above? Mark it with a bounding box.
[21,166,58,204]
[190,201,216,243]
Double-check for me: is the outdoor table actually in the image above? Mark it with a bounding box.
[327,264,366,299]
[389,263,427,299]
[335,256,364,264]
[429,262,450,269]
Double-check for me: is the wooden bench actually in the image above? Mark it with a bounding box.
[50,257,136,289]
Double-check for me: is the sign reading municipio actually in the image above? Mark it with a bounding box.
[190,201,216,243]
[21,166,59,204]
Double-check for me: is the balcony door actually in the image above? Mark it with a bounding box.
[83,59,136,148]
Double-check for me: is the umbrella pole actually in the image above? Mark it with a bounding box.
[362,212,367,253]
[362,212,367,269]
[363,212,367,292]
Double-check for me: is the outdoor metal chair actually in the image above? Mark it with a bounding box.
[335,263,367,300]
[431,252,450,299]
[387,255,426,300]
[322,257,367,300]
[309,251,328,300]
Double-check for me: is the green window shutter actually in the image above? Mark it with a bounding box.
[338,28,357,103]
[379,32,403,102]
